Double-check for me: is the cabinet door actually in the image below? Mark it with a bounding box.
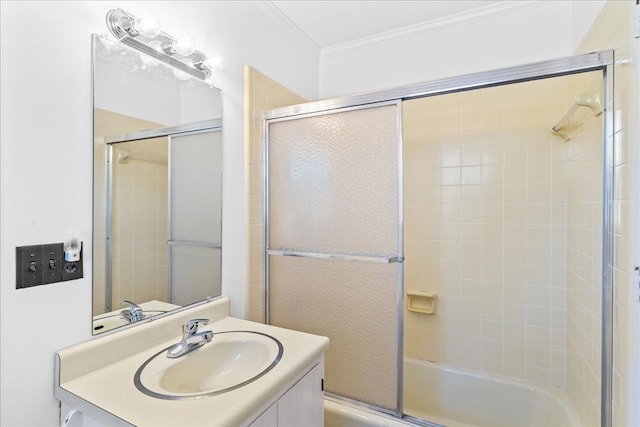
[277,364,324,427]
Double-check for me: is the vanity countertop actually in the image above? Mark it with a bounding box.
[55,297,329,426]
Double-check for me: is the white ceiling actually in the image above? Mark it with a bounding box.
[270,0,504,48]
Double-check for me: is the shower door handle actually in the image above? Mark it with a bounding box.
[167,240,221,248]
[267,249,403,264]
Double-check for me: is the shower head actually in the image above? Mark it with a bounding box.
[574,91,602,117]
[551,89,602,138]
[116,148,130,164]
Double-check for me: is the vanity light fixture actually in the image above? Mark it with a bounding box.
[106,8,213,80]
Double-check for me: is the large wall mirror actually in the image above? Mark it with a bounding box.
[92,34,223,335]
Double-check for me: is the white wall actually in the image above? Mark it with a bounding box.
[0,1,318,426]
[319,1,605,98]
[571,0,609,51]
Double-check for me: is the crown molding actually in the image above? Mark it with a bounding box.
[322,1,558,58]
[257,1,321,49]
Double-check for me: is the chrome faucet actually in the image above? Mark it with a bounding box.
[166,318,214,359]
[121,300,147,323]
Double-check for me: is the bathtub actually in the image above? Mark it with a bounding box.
[403,358,581,427]
[324,358,581,427]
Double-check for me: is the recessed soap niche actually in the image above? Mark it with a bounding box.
[406,290,437,315]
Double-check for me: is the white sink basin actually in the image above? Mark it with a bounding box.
[134,331,283,400]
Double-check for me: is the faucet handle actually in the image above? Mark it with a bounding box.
[122,300,142,312]
[184,318,209,334]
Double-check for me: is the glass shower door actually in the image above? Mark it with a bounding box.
[168,130,223,305]
[266,102,403,413]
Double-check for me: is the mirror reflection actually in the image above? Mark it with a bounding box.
[92,35,223,335]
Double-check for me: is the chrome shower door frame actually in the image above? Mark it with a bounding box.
[263,50,616,426]
[265,99,405,417]
[103,119,222,313]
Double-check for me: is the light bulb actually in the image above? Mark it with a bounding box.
[198,56,224,71]
[140,54,160,69]
[133,15,161,38]
[174,36,196,56]
[208,56,224,70]
[148,40,164,53]
[172,68,192,81]
[101,36,123,52]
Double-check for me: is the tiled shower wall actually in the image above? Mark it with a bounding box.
[564,72,604,426]
[403,76,575,387]
[244,66,306,322]
[574,2,633,425]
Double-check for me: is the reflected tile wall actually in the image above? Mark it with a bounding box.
[93,109,168,315]
[111,144,169,307]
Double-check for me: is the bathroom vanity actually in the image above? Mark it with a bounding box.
[55,297,329,426]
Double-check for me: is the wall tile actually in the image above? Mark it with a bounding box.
[401,73,605,393]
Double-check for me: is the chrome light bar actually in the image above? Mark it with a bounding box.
[106,8,212,80]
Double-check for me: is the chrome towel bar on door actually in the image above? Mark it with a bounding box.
[267,250,403,264]
[168,240,221,249]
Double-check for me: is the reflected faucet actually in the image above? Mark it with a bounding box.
[121,300,147,323]
[166,318,214,359]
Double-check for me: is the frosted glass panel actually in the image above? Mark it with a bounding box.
[170,245,221,306]
[268,105,398,255]
[269,256,399,411]
[170,131,222,243]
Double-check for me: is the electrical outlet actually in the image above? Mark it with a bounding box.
[42,243,64,285]
[61,241,83,281]
[16,245,44,288]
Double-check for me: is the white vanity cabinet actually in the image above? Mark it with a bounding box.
[250,362,324,427]
[59,359,324,427]
[55,297,330,427]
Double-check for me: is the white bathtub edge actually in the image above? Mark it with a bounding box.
[324,397,415,427]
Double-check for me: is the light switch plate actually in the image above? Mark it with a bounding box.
[16,245,43,288]
[16,242,80,288]
[42,243,64,285]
